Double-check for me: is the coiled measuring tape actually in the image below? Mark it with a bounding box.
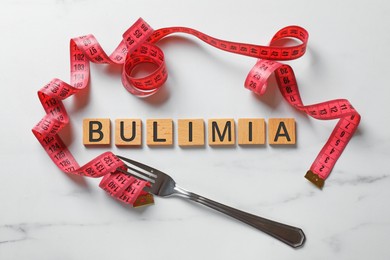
[32,18,360,207]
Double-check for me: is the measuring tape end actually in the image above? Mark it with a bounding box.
[305,170,324,189]
[133,193,155,208]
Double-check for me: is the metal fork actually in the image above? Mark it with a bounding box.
[116,155,305,248]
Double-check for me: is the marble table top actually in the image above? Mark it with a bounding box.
[1,0,389,259]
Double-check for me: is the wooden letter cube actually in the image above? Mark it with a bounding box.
[268,118,296,145]
[178,119,205,146]
[208,119,235,146]
[83,118,110,145]
[115,119,142,146]
[146,119,173,146]
[238,118,265,145]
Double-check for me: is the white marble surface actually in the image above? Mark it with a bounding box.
[1,0,390,259]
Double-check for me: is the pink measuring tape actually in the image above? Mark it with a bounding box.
[32,18,360,207]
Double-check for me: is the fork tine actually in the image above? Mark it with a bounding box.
[122,162,157,180]
[117,155,158,178]
[117,167,155,184]
[116,155,160,177]
[142,186,152,193]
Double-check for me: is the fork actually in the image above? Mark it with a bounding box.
[116,155,305,248]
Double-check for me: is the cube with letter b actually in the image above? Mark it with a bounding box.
[83,118,111,145]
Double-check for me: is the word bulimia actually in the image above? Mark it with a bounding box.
[83,118,296,146]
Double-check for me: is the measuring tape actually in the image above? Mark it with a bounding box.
[32,18,360,207]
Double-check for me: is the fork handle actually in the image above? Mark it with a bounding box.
[173,186,305,248]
